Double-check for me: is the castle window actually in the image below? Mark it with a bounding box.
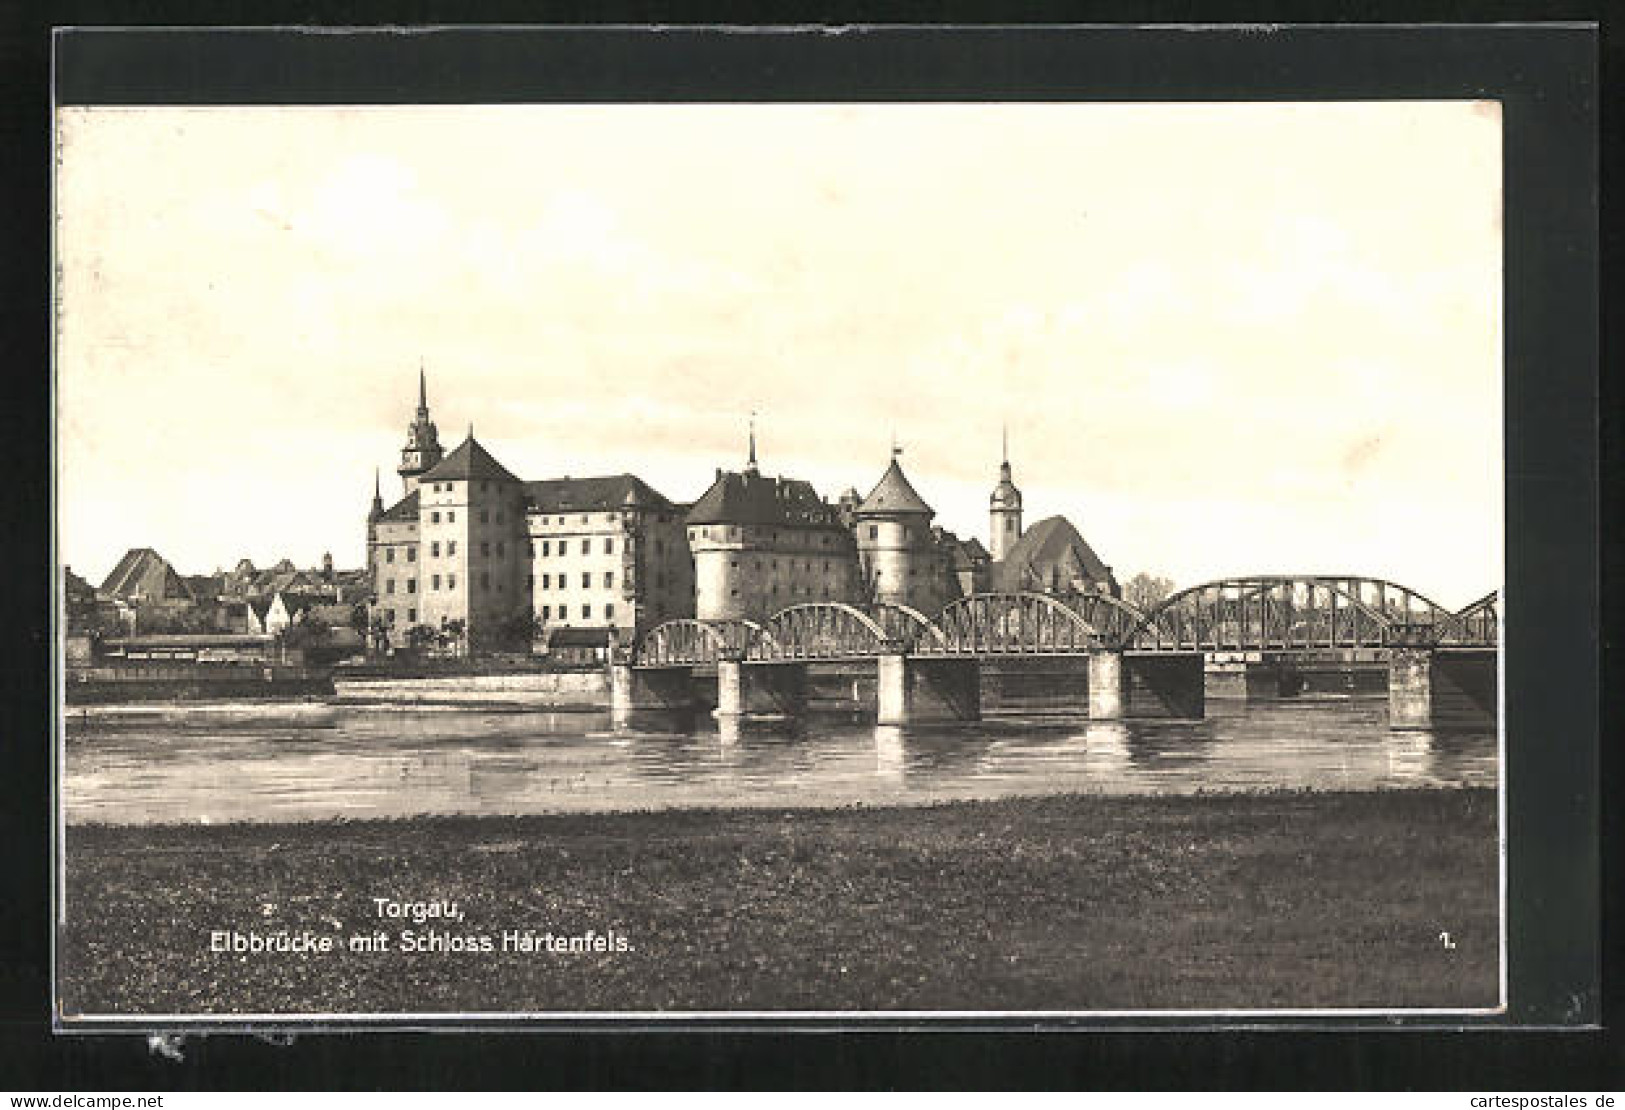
[406,578,416,594]
[448,574,456,589]
[496,542,505,557]
[385,580,395,595]
[581,515,589,524]
[541,605,550,620]
[580,572,590,589]
[407,548,416,562]
[869,526,878,539]
[432,512,441,524]
[542,574,551,589]
[448,512,455,523]
[431,574,441,590]
[386,549,395,564]
[559,541,569,555]
[481,543,490,557]
[407,608,416,623]
[603,572,613,589]
[730,560,739,570]
[604,538,614,554]
[430,542,440,557]
[480,511,489,525]
[730,588,739,597]
[605,603,615,619]
[542,541,550,556]
[582,604,592,619]
[449,541,457,555]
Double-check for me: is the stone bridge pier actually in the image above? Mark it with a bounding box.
[1087,651,1207,720]
[876,655,983,725]
[716,658,808,719]
[609,663,699,725]
[1388,647,1497,730]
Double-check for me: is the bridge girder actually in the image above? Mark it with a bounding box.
[924,591,1135,655]
[637,617,774,667]
[750,602,903,661]
[1130,575,1474,651]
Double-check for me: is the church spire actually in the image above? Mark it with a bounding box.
[398,366,444,496]
[746,411,759,474]
[369,468,385,520]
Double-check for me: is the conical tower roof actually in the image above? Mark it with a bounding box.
[856,458,933,517]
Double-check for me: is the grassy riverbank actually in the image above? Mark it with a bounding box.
[59,788,1499,1017]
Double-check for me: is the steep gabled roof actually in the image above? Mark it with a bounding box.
[524,474,674,514]
[855,458,933,517]
[993,515,1113,592]
[378,489,420,523]
[100,548,194,602]
[685,470,845,528]
[419,435,521,485]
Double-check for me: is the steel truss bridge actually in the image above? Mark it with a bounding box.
[631,576,1499,668]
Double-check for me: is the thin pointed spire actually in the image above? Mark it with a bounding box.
[1002,423,1008,465]
[418,363,428,412]
[374,468,381,499]
[746,411,758,473]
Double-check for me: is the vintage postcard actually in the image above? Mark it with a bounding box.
[54,74,1508,1022]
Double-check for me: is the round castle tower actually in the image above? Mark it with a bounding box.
[853,449,939,610]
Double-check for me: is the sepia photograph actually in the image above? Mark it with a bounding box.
[54,93,1506,1022]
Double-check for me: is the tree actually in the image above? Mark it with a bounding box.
[441,618,468,657]
[495,607,541,652]
[1124,572,1176,612]
[404,623,440,652]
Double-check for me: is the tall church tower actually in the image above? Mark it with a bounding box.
[398,368,444,496]
[989,427,1023,562]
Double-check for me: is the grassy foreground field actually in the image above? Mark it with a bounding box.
[59,789,1498,1016]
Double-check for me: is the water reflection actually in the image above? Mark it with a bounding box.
[64,700,1498,826]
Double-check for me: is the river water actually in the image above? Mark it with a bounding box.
[62,698,1497,826]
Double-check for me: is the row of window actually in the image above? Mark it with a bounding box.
[540,603,614,621]
[427,509,505,525]
[531,537,620,557]
[382,547,416,564]
[529,572,617,591]
[692,526,837,546]
[729,558,838,573]
[382,573,502,594]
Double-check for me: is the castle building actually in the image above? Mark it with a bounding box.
[366,378,1118,651]
[366,377,694,651]
[685,431,861,622]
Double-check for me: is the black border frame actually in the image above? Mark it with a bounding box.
[3,14,1613,1090]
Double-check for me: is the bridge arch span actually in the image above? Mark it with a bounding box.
[637,618,773,667]
[750,602,904,660]
[927,591,1128,654]
[1130,575,1469,651]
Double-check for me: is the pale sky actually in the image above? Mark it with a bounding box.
[55,102,1503,607]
